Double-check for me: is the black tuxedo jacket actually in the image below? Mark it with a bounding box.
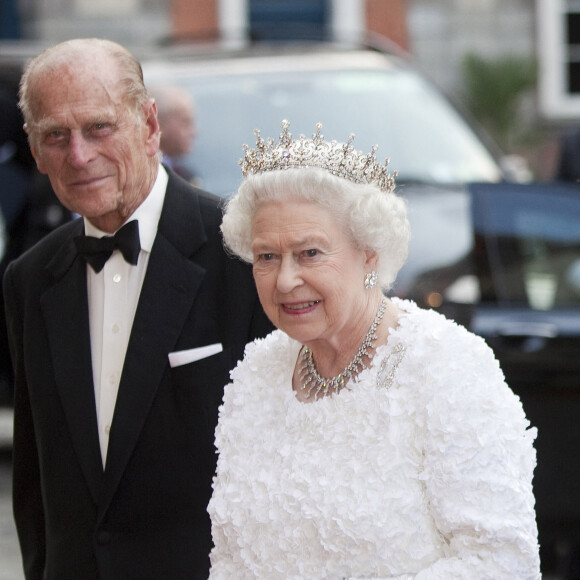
[4,171,272,580]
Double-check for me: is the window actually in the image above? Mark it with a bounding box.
[249,0,328,41]
[537,0,580,117]
[472,181,580,309]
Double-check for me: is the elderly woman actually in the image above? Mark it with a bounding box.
[208,121,540,579]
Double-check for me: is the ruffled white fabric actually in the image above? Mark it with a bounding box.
[208,299,540,579]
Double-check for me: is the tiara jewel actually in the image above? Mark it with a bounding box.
[239,119,397,193]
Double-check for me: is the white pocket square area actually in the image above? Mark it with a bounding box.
[168,343,223,368]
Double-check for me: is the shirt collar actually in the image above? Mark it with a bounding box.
[83,164,168,253]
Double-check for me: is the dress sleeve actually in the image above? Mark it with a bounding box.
[412,327,540,579]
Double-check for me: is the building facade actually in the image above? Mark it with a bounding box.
[5,0,580,124]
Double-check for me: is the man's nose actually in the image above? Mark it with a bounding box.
[67,134,96,167]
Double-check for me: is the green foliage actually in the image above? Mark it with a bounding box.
[462,53,537,152]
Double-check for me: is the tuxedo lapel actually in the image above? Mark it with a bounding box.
[98,179,208,516]
[41,228,103,504]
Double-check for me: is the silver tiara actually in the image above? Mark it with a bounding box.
[239,119,396,193]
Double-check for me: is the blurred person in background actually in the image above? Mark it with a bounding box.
[0,88,71,405]
[150,84,199,184]
[0,89,72,262]
[0,87,32,234]
[4,38,271,580]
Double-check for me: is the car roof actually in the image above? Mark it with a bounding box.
[141,44,403,80]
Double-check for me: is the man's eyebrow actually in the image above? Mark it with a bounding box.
[30,119,63,133]
[32,113,117,133]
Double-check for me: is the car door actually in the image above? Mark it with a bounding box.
[469,181,580,574]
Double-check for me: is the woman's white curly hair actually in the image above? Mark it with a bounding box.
[221,166,410,291]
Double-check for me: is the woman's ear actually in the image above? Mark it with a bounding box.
[364,249,378,271]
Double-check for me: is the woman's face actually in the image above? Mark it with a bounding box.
[251,199,375,348]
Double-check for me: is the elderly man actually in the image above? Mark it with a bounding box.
[4,38,271,580]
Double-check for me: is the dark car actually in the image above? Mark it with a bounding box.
[400,180,580,577]
[143,44,579,576]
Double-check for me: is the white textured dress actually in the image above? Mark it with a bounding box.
[208,300,540,579]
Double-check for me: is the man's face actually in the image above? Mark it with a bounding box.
[27,56,160,232]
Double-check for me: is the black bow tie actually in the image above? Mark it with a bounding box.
[75,220,141,273]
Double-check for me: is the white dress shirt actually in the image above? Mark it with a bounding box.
[85,166,168,466]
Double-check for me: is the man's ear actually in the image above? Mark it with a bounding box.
[143,98,161,158]
[26,127,48,175]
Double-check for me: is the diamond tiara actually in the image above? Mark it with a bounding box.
[239,119,397,193]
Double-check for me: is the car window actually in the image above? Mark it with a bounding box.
[144,56,502,196]
[471,182,580,310]
[393,186,476,308]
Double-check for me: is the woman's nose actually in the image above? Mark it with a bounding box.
[276,257,302,293]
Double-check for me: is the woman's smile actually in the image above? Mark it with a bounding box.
[281,300,320,314]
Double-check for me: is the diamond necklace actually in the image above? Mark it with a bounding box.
[299,297,388,400]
